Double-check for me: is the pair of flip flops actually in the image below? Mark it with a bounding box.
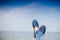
[32,20,46,38]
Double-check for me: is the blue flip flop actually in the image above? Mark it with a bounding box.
[32,20,39,28]
[39,25,46,35]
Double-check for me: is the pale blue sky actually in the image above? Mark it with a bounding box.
[0,1,60,32]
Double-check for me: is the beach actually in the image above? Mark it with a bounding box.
[0,31,60,40]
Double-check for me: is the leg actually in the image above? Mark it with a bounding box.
[35,30,43,40]
[32,20,39,38]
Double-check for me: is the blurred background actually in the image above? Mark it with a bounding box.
[0,0,60,40]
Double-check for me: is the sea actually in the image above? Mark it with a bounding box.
[0,31,60,40]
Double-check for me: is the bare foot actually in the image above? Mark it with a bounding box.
[34,27,39,32]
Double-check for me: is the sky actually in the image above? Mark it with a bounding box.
[0,0,60,32]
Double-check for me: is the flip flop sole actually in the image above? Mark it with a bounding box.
[39,25,46,35]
